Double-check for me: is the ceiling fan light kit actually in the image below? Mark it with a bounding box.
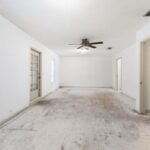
[77,46,89,54]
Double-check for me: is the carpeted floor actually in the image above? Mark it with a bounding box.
[0,88,150,150]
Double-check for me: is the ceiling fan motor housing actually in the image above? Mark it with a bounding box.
[82,39,90,46]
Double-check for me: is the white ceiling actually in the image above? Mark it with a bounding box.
[0,0,150,56]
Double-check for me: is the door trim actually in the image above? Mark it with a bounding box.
[139,41,145,113]
[30,48,42,101]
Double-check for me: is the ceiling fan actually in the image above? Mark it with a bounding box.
[69,38,103,49]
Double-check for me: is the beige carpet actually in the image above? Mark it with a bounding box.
[0,88,150,150]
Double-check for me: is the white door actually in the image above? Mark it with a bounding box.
[30,50,41,100]
[116,58,122,92]
[140,40,150,113]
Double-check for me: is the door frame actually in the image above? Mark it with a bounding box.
[139,38,150,113]
[116,57,122,92]
[30,48,42,101]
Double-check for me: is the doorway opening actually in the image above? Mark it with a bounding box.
[116,58,122,92]
[30,49,41,101]
[140,39,150,114]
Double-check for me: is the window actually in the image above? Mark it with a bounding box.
[51,59,55,82]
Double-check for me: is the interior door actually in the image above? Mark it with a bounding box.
[140,40,150,113]
[116,58,122,92]
[30,49,41,100]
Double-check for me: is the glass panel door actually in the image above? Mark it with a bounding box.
[30,49,41,100]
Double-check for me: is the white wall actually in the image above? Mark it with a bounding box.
[0,15,59,123]
[112,22,150,113]
[60,56,112,87]
[112,44,138,99]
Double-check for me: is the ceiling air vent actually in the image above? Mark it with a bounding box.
[107,47,112,50]
[145,10,150,16]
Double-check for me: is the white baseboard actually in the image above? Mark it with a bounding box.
[60,86,112,89]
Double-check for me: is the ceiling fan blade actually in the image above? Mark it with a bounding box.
[68,44,81,45]
[90,42,103,45]
[77,46,83,49]
[89,45,96,48]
